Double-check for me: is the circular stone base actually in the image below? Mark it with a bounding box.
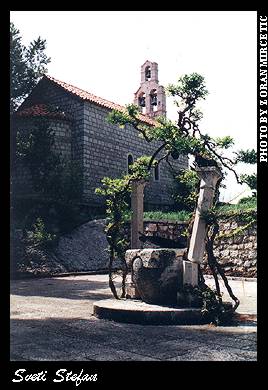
[93,299,208,325]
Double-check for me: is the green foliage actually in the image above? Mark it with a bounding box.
[122,209,192,222]
[11,217,57,276]
[107,108,133,128]
[216,197,257,218]
[180,284,232,325]
[108,103,207,161]
[95,156,152,234]
[96,156,152,197]
[143,210,192,222]
[108,104,179,146]
[148,115,189,143]
[166,73,208,102]
[214,136,234,149]
[235,149,257,164]
[236,150,257,195]
[109,72,256,190]
[203,205,256,223]
[95,175,131,241]
[240,173,257,193]
[172,168,199,211]
[13,115,85,271]
[26,217,56,250]
[102,71,257,306]
[16,117,60,194]
[238,196,257,205]
[131,156,152,178]
[96,155,153,297]
[16,117,83,204]
[172,135,207,157]
[201,199,256,240]
[10,22,51,113]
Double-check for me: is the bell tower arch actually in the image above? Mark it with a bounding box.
[134,60,166,118]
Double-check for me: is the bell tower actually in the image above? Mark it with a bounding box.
[134,60,166,118]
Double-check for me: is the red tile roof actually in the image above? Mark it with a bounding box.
[15,103,70,120]
[44,74,156,126]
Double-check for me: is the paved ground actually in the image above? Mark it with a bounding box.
[10,274,257,361]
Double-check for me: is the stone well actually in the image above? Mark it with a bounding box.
[125,248,186,305]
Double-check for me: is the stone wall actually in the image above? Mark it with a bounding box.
[204,220,257,277]
[18,78,85,168]
[11,218,256,277]
[82,101,188,208]
[140,220,257,277]
[52,218,257,276]
[13,77,188,209]
[12,116,73,198]
[143,220,188,241]
[12,78,85,201]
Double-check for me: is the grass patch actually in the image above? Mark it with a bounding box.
[122,210,192,222]
[142,198,256,222]
[143,210,192,222]
[216,197,256,214]
[122,197,256,223]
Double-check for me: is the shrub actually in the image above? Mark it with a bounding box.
[238,196,257,205]
[26,217,56,250]
[170,168,199,212]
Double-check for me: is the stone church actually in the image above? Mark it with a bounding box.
[12,61,188,211]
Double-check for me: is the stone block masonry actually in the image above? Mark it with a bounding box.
[202,220,257,278]
[13,217,256,277]
[144,220,188,241]
[12,76,188,210]
[139,220,257,277]
[51,218,256,277]
[82,101,187,208]
[11,80,85,200]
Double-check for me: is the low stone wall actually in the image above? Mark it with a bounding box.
[11,218,256,278]
[54,218,256,277]
[141,219,257,277]
[143,220,188,241]
[205,220,257,277]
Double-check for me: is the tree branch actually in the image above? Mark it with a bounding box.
[206,224,222,302]
[131,121,153,143]
[148,142,168,170]
[205,220,240,312]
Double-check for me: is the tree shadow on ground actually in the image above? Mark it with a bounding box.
[10,316,257,361]
[10,276,121,300]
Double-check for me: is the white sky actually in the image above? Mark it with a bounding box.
[10,10,257,202]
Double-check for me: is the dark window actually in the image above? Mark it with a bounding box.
[138,93,146,107]
[150,89,158,112]
[154,164,160,181]
[138,92,146,114]
[127,153,134,174]
[145,66,151,81]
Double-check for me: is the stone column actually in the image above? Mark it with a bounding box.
[185,167,222,286]
[131,180,146,249]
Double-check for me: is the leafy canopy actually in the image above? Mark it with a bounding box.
[10,22,51,113]
[107,72,256,189]
[15,117,83,205]
[97,71,257,308]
